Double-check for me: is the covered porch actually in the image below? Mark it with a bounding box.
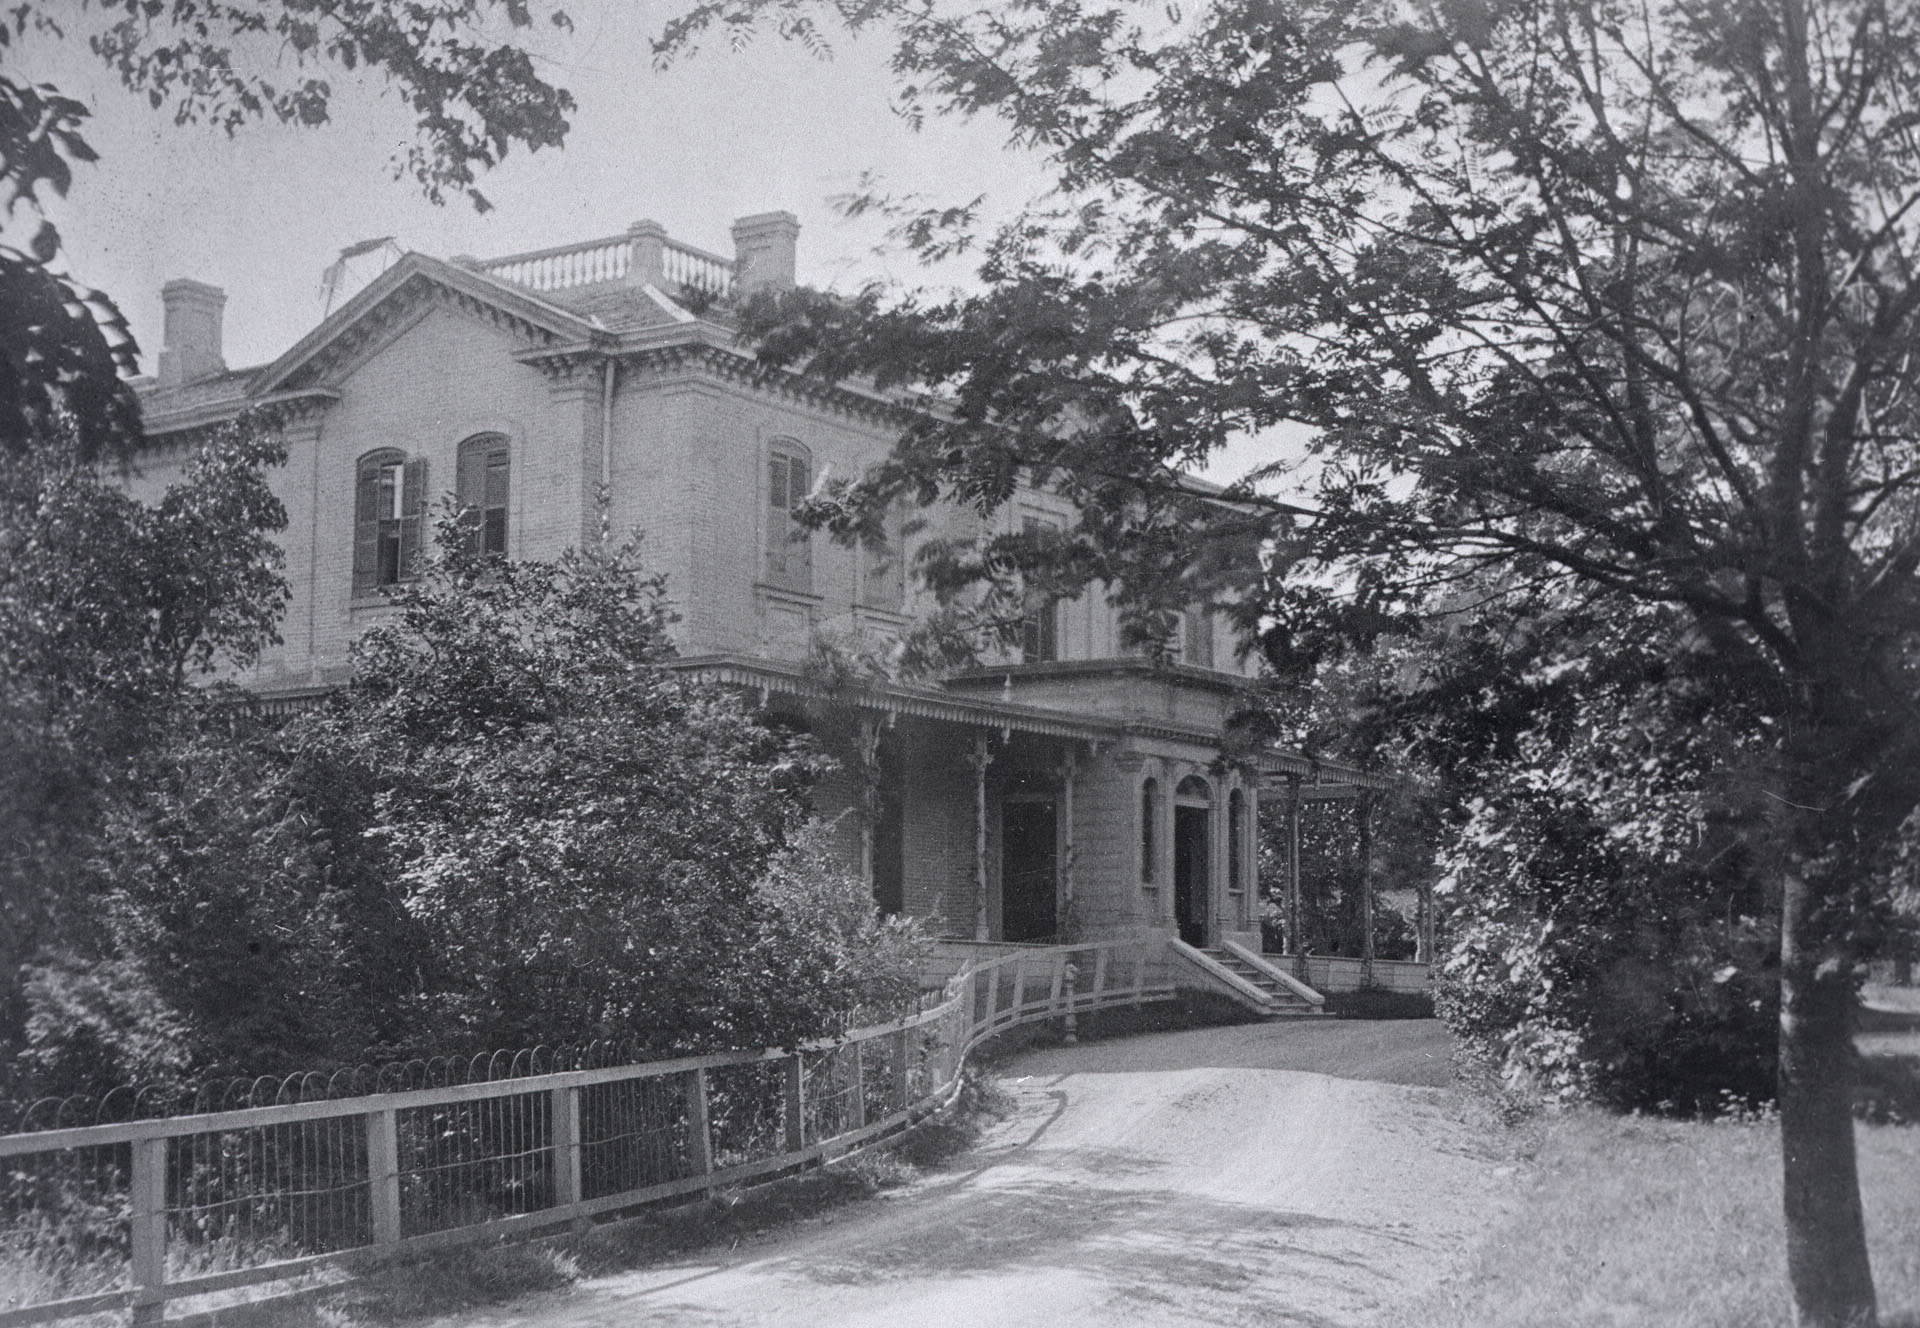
[675,655,1421,992]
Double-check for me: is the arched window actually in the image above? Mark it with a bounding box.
[456,433,510,558]
[1228,788,1246,893]
[353,449,424,596]
[1176,775,1212,802]
[766,439,813,592]
[1140,778,1160,884]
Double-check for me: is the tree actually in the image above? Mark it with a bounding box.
[0,416,288,1052]
[17,527,927,1092]
[2,0,573,1087]
[660,0,1920,1320]
[290,524,893,1053]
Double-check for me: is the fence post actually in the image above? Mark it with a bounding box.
[890,1028,911,1111]
[367,1108,401,1246]
[685,1068,714,1185]
[1062,960,1080,1045]
[550,1086,582,1214]
[129,1135,167,1326]
[1093,947,1109,1002]
[846,1041,867,1131]
[783,1054,806,1152]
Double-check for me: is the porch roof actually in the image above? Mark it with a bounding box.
[671,653,1391,794]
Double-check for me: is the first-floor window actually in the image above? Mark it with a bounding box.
[1141,778,1160,883]
[1228,788,1246,892]
[353,450,425,596]
[457,433,511,558]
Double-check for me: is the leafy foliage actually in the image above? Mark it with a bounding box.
[312,523,834,1052]
[1425,611,1781,1113]
[0,416,287,1042]
[14,525,926,1094]
[661,0,1920,1314]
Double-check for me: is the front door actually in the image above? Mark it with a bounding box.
[1001,799,1058,942]
[1175,803,1210,947]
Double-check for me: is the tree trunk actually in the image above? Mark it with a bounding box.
[1778,864,1877,1328]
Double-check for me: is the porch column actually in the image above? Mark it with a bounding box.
[856,716,881,890]
[1056,748,1078,941]
[969,735,993,941]
[1284,775,1304,978]
[1359,792,1377,986]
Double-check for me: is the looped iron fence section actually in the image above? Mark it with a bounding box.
[0,936,1172,1326]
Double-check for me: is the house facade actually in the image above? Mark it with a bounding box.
[132,213,1386,960]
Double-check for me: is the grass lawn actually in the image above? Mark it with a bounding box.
[1405,983,1920,1328]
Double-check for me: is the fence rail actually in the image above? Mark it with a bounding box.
[0,937,1171,1326]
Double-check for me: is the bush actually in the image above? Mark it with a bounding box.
[13,525,925,1094]
[1433,687,1779,1115]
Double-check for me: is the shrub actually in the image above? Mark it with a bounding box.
[1433,676,1779,1115]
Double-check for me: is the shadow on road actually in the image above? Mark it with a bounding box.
[1014,1019,1457,1089]
[766,1178,1389,1328]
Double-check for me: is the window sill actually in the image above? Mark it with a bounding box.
[754,582,824,607]
[854,603,911,622]
[349,594,405,612]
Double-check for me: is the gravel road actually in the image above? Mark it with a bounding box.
[439,1019,1519,1327]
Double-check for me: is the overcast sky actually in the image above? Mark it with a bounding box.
[25,2,1047,369]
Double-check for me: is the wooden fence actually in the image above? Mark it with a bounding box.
[0,937,1172,1327]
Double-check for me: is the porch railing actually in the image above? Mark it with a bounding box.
[0,936,1170,1326]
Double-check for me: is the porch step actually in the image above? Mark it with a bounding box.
[1201,948,1324,1015]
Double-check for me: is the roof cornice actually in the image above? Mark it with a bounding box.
[251,254,602,396]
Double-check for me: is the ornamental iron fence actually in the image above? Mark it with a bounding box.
[0,936,1172,1326]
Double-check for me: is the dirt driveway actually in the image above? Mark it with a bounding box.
[440,1019,1520,1327]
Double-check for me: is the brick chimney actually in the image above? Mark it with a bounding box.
[731,211,800,294]
[157,279,227,387]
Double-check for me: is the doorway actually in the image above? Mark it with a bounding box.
[1174,795,1211,948]
[1001,798,1058,942]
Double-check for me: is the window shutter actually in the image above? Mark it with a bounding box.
[483,449,509,556]
[352,461,381,598]
[1182,608,1214,669]
[789,454,811,588]
[399,455,428,580]
[456,439,485,553]
[862,504,906,611]
[765,454,787,582]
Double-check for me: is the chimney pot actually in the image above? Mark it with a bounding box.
[731,211,800,294]
[158,278,227,388]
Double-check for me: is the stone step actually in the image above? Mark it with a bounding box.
[1201,950,1320,1015]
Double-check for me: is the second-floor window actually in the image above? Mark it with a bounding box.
[353,450,425,597]
[766,441,813,592]
[1019,514,1060,662]
[1178,607,1215,669]
[457,433,511,558]
[860,503,907,612]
